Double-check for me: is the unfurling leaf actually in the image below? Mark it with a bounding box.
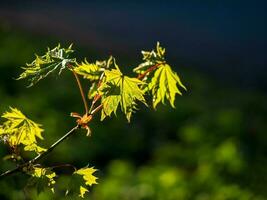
[79,186,89,198]
[17,44,75,87]
[74,166,98,198]
[99,60,147,122]
[148,64,186,108]
[0,107,46,154]
[133,42,165,74]
[87,82,98,99]
[133,42,186,108]
[74,59,106,81]
[29,167,56,193]
[75,167,98,186]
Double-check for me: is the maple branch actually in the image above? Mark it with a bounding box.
[91,104,103,115]
[88,63,163,115]
[0,61,167,178]
[0,125,79,178]
[137,62,164,80]
[88,72,105,114]
[67,63,89,115]
[0,99,104,179]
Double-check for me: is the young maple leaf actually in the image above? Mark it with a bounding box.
[79,186,89,198]
[74,166,98,198]
[74,58,106,81]
[148,64,186,108]
[17,44,75,87]
[0,107,46,154]
[133,42,166,74]
[134,42,186,108]
[99,59,147,122]
[29,167,57,193]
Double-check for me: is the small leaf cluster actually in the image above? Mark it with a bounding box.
[17,44,76,87]
[0,107,46,155]
[28,166,57,193]
[18,42,186,121]
[99,60,147,121]
[0,108,98,197]
[134,42,186,108]
[74,167,98,198]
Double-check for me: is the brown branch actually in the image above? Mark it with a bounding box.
[137,63,163,80]
[0,125,79,178]
[67,63,89,115]
[0,62,164,179]
[88,72,105,114]
[71,70,89,114]
[91,104,103,115]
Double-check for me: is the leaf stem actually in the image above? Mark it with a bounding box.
[91,104,103,115]
[137,62,163,80]
[0,61,165,179]
[0,125,79,178]
[89,63,162,115]
[71,70,89,115]
[88,72,105,114]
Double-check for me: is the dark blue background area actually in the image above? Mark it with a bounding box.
[0,0,266,90]
[0,2,267,199]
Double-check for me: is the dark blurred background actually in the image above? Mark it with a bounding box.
[0,1,266,199]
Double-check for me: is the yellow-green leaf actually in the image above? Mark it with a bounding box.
[99,61,147,121]
[74,167,98,187]
[133,42,186,108]
[17,44,75,87]
[79,186,89,198]
[148,64,186,108]
[24,143,47,154]
[0,107,46,154]
[74,59,106,81]
[133,42,165,74]
[29,167,56,193]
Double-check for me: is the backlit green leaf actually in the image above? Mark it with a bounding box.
[29,166,56,193]
[17,44,75,87]
[74,59,106,81]
[133,42,165,74]
[133,42,186,108]
[79,186,89,198]
[0,107,46,154]
[75,167,98,186]
[99,60,147,122]
[74,166,98,198]
[148,64,186,108]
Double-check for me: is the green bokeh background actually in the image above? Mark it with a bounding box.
[0,25,267,200]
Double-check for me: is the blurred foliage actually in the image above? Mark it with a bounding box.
[0,24,267,200]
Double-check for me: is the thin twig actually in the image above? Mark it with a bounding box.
[0,62,163,179]
[0,125,79,178]
[137,63,163,80]
[67,63,89,115]
[88,72,105,114]
[91,104,103,115]
[71,70,89,114]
